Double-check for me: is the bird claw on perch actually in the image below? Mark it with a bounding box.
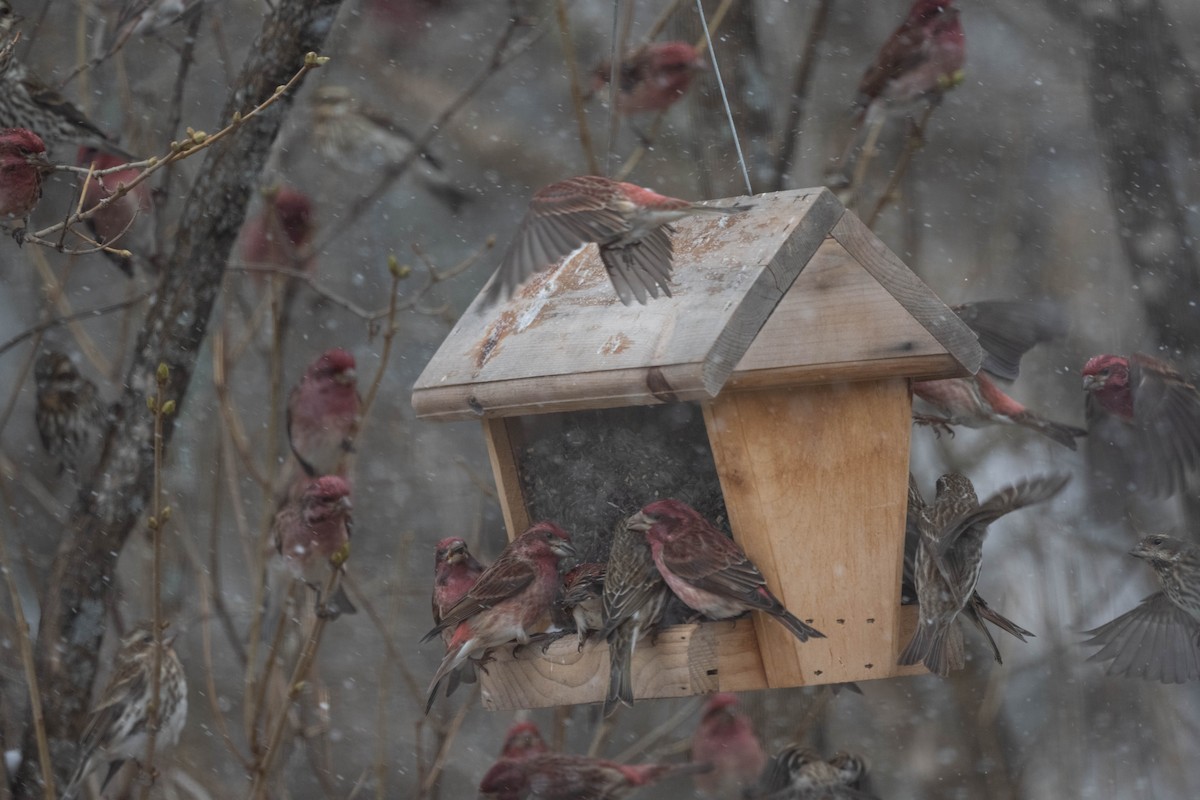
[913,414,956,438]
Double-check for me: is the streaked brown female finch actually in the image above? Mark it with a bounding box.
[309,85,468,211]
[1084,534,1200,683]
[431,537,485,698]
[77,146,152,275]
[690,693,765,799]
[62,624,188,800]
[590,41,706,115]
[747,744,876,799]
[34,349,104,476]
[0,7,131,157]
[273,475,356,619]
[1082,353,1200,498]
[0,127,48,239]
[239,186,316,276]
[900,472,1068,676]
[286,348,361,477]
[628,499,824,643]
[422,522,575,714]
[601,513,670,716]
[483,175,751,307]
[500,719,550,760]
[914,300,1085,448]
[478,752,710,800]
[904,475,1034,666]
[555,561,606,649]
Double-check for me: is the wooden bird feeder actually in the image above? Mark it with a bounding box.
[412,187,981,710]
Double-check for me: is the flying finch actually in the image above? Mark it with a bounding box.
[629,499,825,642]
[1083,534,1200,683]
[478,752,709,800]
[590,41,706,115]
[273,475,357,619]
[913,300,1085,448]
[422,522,575,714]
[900,472,1068,676]
[62,624,187,800]
[499,719,550,760]
[286,348,361,477]
[690,692,766,799]
[483,175,751,307]
[309,84,469,211]
[1082,353,1200,499]
[904,474,1036,666]
[431,536,485,698]
[0,127,47,238]
[77,146,152,275]
[34,349,104,476]
[601,513,670,716]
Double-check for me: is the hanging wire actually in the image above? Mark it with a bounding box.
[695,0,753,195]
[605,1,622,176]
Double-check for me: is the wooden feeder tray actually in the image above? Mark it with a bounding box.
[412,187,981,710]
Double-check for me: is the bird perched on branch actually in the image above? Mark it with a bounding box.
[484,175,751,307]
[286,348,361,478]
[1083,533,1200,683]
[240,186,316,276]
[273,474,357,619]
[61,624,188,800]
[34,349,104,476]
[479,751,710,800]
[590,41,707,115]
[309,84,469,211]
[422,522,575,713]
[77,146,152,275]
[1082,352,1200,500]
[0,3,132,157]
[900,472,1069,676]
[0,126,48,241]
[913,300,1086,448]
[629,498,825,643]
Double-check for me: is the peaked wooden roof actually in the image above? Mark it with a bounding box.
[413,188,980,421]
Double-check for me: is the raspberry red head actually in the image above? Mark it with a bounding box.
[500,720,548,759]
[0,127,46,158]
[308,348,357,384]
[272,187,314,246]
[435,537,469,565]
[301,475,352,516]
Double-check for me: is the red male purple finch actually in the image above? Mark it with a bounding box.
[0,127,48,240]
[479,752,709,800]
[273,475,357,619]
[431,536,485,698]
[690,692,766,799]
[422,522,575,713]
[629,499,825,643]
[855,0,964,118]
[591,42,707,115]
[1082,353,1200,498]
[500,719,550,760]
[77,146,152,275]
[483,175,750,307]
[240,186,316,276]
[286,348,361,478]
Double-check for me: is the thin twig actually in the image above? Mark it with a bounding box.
[310,16,547,254]
[864,102,937,228]
[770,0,833,191]
[643,0,690,43]
[195,553,254,769]
[0,522,54,800]
[417,685,476,796]
[612,697,702,762]
[555,0,599,174]
[0,291,152,359]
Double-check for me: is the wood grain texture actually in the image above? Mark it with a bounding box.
[412,189,842,420]
[478,619,767,711]
[476,607,925,710]
[482,417,530,539]
[830,213,981,374]
[703,380,914,687]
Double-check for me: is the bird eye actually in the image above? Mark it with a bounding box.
[1151,536,1163,545]
[1099,367,1110,376]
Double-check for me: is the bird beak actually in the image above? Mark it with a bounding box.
[1082,374,1101,391]
[625,512,653,532]
[1128,544,1148,559]
[446,542,466,563]
[551,539,577,559]
[337,496,353,513]
[335,368,356,385]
